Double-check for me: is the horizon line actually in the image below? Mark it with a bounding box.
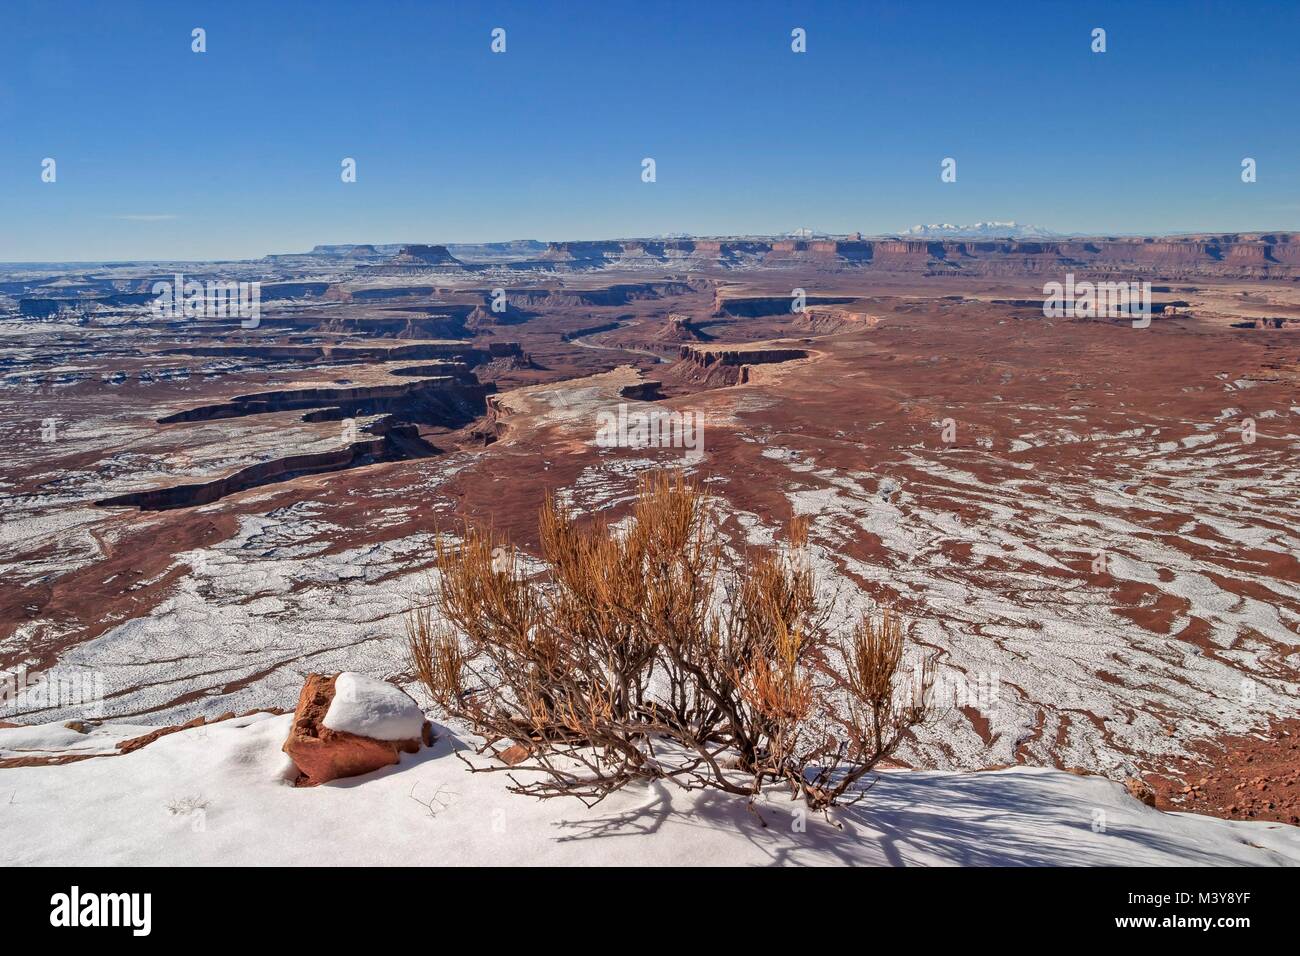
[5,226,1300,268]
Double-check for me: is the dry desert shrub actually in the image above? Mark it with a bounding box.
[406,470,931,813]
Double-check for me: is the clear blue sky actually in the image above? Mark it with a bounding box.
[2,0,1297,261]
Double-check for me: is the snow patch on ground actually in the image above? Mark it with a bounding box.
[2,715,1297,867]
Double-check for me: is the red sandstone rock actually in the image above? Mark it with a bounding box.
[1125,778,1157,807]
[282,673,429,786]
[119,716,208,754]
[117,708,283,754]
[654,314,708,343]
[0,752,102,769]
[498,743,530,766]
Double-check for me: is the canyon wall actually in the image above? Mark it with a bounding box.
[666,344,810,388]
[514,234,1300,279]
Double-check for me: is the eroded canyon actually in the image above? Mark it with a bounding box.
[2,236,1298,821]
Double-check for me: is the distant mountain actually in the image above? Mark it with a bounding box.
[286,240,546,263]
[307,243,400,257]
[445,240,548,261]
[900,222,1064,239]
[385,244,464,267]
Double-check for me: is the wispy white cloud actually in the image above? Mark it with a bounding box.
[112,214,178,222]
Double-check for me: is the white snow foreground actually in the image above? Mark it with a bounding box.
[2,713,1297,866]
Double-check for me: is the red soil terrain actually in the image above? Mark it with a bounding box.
[1,258,1297,825]
[1146,718,1300,825]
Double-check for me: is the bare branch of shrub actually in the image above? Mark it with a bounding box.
[405,470,932,813]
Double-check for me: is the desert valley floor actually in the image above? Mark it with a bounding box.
[3,239,1299,845]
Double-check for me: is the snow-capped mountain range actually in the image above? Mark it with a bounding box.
[901,221,1064,239]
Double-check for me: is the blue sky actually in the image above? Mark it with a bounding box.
[2,0,1298,261]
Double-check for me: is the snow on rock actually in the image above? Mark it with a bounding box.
[1,714,1298,866]
[324,672,426,742]
[282,673,429,786]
